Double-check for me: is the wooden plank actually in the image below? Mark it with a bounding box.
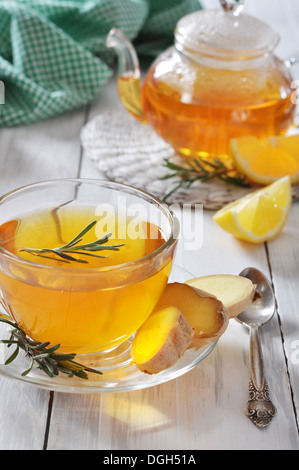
[266,202,299,427]
[79,76,122,179]
[0,107,87,449]
[0,106,87,196]
[0,379,51,450]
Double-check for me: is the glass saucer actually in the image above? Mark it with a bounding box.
[0,265,217,394]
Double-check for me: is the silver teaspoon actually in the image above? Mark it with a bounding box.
[236,267,277,428]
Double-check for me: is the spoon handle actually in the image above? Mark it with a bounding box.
[250,325,265,390]
[246,325,277,428]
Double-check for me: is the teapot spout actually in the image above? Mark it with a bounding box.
[106,28,147,123]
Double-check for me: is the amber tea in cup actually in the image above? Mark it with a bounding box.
[0,180,179,354]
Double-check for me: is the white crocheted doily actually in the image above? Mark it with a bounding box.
[81,109,299,210]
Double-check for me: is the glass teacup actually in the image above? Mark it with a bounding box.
[0,179,179,354]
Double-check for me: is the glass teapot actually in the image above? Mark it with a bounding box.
[106,0,296,164]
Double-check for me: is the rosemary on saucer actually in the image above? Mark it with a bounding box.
[161,157,250,201]
[19,220,124,264]
[0,310,103,380]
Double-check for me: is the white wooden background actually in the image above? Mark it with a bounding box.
[0,0,299,451]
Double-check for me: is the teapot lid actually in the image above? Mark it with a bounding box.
[175,2,280,61]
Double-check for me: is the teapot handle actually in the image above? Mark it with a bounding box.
[220,0,244,14]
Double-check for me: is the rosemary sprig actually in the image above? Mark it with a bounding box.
[161,157,250,201]
[19,220,125,264]
[0,312,102,380]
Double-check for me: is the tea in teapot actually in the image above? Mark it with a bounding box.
[107,1,296,165]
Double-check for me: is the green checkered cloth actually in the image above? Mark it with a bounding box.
[0,0,202,127]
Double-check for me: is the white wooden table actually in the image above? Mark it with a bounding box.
[0,0,299,451]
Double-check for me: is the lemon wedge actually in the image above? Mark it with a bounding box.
[213,176,292,243]
[230,135,299,185]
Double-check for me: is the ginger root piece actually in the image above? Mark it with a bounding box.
[185,274,256,318]
[154,282,229,349]
[131,306,194,374]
